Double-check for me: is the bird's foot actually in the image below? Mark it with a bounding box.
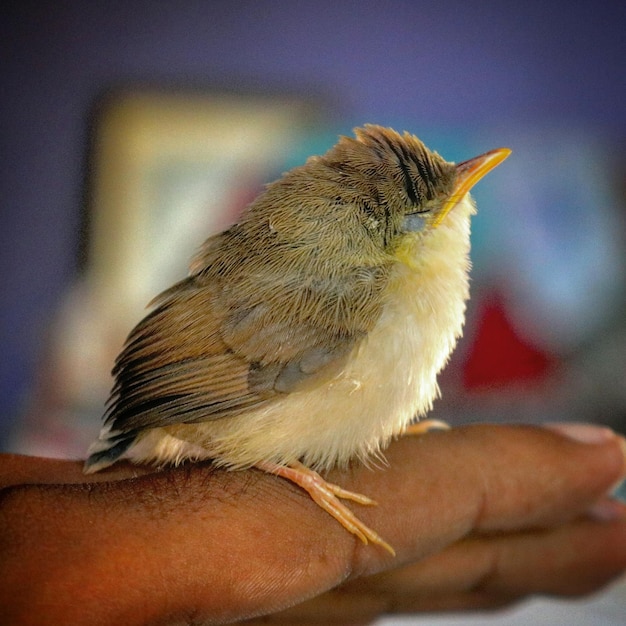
[405,418,450,437]
[258,460,395,556]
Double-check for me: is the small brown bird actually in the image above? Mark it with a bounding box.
[85,125,510,554]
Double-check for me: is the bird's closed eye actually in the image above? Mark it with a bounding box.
[402,212,428,232]
[402,197,439,230]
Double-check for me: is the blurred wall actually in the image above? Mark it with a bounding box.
[1,1,626,447]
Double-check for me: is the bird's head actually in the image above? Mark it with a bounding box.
[225,125,510,279]
[315,125,510,258]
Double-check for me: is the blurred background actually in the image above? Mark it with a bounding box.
[1,2,625,624]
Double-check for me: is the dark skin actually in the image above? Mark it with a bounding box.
[1,423,625,625]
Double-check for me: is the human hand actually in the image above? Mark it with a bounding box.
[1,423,625,625]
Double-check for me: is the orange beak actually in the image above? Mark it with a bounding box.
[433,147,511,227]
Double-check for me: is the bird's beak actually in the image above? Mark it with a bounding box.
[433,147,511,227]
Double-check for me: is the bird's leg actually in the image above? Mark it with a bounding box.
[405,418,450,436]
[257,460,395,556]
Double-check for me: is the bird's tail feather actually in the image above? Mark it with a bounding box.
[83,429,138,474]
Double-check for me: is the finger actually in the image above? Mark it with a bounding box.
[229,515,626,623]
[343,515,626,613]
[332,423,626,575]
[1,462,359,624]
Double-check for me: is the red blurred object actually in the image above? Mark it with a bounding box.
[463,294,557,391]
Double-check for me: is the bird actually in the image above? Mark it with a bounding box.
[85,125,510,555]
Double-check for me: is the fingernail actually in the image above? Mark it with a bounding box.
[587,498,626,522]
[543,422,618,445]
[546,424,626,493]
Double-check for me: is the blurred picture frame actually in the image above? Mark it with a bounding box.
[87,88,323,324]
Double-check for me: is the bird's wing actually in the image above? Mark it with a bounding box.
[104,261,389,433]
